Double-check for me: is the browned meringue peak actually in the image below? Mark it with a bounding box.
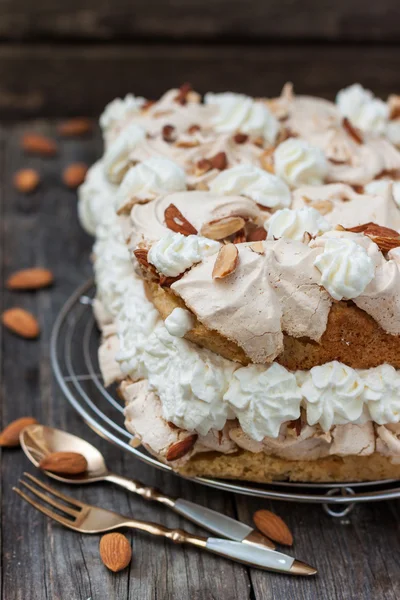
[291,183,400,230]
[376,424,400,464]
[171,239,331,364]
[127,190,264,249]
[272,88,400,185]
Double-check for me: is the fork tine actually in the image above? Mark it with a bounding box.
[23,473,85,508]
[19,480,79,518]
[13,487,79,530]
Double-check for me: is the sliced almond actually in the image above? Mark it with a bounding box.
[7,267,54,291]
[174,82,192,105]
[250,241,265,254]
[200,216,246,240]
[62,163,88,189]
[21,133,57,156]
[310,199,333,215]
[39,451,88,475]
[2,308,40,339]
[260,148,275,173]
[166,434,198,461]
[343,117,363,145]
[162,124,176,143]
[388,94,400,120]
[233,229,246,244]
[187,124,201,134]
[253,510,293,546]
[287,416,302,436]
[57,117,93,137]
[210,151,228,171]
[247,226,267,242]
[212,243,239,279]
[233,133,248,144]
[345,222,400,252]
[99,533,132,572]
[164,204,198,236]
[13,169,40,193]
[195,158,213,176]
[0,417,38,447]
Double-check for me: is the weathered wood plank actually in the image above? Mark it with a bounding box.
[0,43,399,119]
[234,494,400,599]
[0,122,251,600]
[0,0,399,42]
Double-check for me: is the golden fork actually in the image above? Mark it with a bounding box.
[13,473,316,576]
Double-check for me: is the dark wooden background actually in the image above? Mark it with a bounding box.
[1,2,400,599]
[0,0,399,118]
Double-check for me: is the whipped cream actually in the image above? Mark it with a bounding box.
[100,93,146,139]
[300,361,366,431]
[314,237,375,301]
[205,92,279,144]
[209,164,291,209]
[164,307,194,338]
[273,138,328,187]
[336,84,389,135]
[103,123,146,183]
[362,365,400,424]
[78,160,117,235]
[116,157,186,213]
[266,207,330,241]
[147,232,220,277]
[224,363,302,440]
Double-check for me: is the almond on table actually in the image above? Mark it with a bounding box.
[7,268,54,291]
[57,117,93,137]
[13,169,40,194]
[21,133,57,156]
[99,533,132,572]
[62,163,88,189]
[0,417,38,447]
[1,308,40,339]
[253,510,293,546]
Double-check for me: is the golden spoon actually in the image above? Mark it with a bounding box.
[20,423,276,550]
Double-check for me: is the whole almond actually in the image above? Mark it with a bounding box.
[39,451,88,475]
[212,243,239,279]
[2,308,40,339]
[7,268,54,291]
[21,133,57,156]
[63,163,88,189]
[166,434,198,461]
[253,510,293,546]
[0,417,38,447]
[13,169,40,193]
[201,216,246,240]
[164,204,198,236]
[100,533,132,572]
[57,117,93,137]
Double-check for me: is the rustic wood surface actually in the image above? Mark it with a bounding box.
[1,122,400,600]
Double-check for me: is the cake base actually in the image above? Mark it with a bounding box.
[178,450,400,483]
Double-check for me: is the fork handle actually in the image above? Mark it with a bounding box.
[123,520,304,575]
[106,473,274,549]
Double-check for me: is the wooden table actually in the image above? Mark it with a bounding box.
[1,120,399,600]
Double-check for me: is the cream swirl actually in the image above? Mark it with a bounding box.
[164,307,194,338]
[148,232,220,277]
[273,138,328,187]
[300,362,366,431]
[336,84,389,135]
[78,160,117,235]
[223,363,302,440]
[314,237,375,301]
[209,164,291,209]
[205,92,279,144]
[103,123,146,184]
[116,157,186,213]
[100,94,146,138]
[362,365,400,424]
[266,207,330,241]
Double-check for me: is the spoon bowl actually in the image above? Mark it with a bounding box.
[20,424,110,483]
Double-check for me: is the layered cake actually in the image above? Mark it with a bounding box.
[79,83,400,482]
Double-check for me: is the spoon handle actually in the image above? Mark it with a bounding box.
[105,472,274,549]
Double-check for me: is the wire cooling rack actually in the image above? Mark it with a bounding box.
[50,279,400,516]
